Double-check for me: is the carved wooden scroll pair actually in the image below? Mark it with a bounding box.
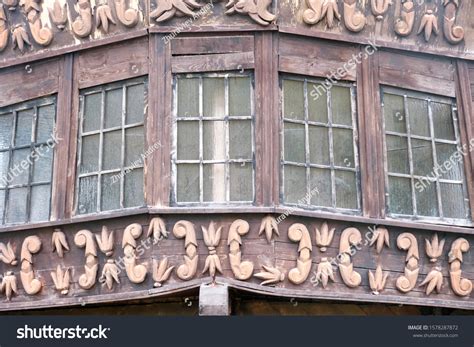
[303,0,365,32]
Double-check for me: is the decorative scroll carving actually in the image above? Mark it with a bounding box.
[12,25,31,53]
[147,217,168,241]
[419,267,443,295]
[369,226,390,254]
[448,238,472,297]
[153,258,174,287]
[315,257,335,288]
[394,0,415,36]
[150,0,203,23]
[303,0,341,28]
[254,265,285,286]
[227,219,253,281]
[0,5,7,52]
[22,0,53,46]
[0,241,17,265]
[343,0,365,32]
[371,0,390,20]
[48,0,68,30]
[122,223,147,284]
[3,0,18,11]
[114,0,138,27]
[20,236,42,295]
[74,229,98,290]
[1,271,18,301]
[338,227,361,288]
[288,223,312,285]
[96,226,114,257]
[100,259,120,290]
[173,221,198,281]
[368,265,388,295]
[96,0,116,33]
[425,233,445,263]
[52,229,69,258]
[72,0,93,38]
[315,221,334,252]
[225,0,276,26]
[396,232,419,293]
[417,8,439,42]
[259,215,279,243]
[51,265,70,295]
[443,0,464,44]
[202,221,223,280]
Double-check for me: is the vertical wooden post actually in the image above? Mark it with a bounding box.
[199,283,230,316]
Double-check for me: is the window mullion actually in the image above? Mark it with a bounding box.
[327,88,336,209]
[403,95,417,216]
[303,79,311,204]
[427,99,444,218]
[199,76,204,204]
[120,85,126,209]
[97,90,106,213]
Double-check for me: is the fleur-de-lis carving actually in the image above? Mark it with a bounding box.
[448,238,472,297]
[48,0,68,30]
[228,219,254,281]
[369,227,390,254]
[147,217,168,242]
[0,4,8,52]
[315,221,335,252]
[152,257,174,287]
[396,232,419,293]
[0,241,17,265]
[368,265,388,295]
[303,0,341,28]
[419,267,443,295]
[122,223,147,284]
[96,1,116,33]
[254,265,285,286]
[338,227,362,288]
[417,9,439,42]
[72,0,93,38]
[12,25,31,53]
[173,220,198,281]
[150,0,204,23]
[202,221,223,280]
[258,215,279,243]
[315,257,335,288]
[50,265,70,295]
[225,0,276,26]
[113,0,138,27]
[52,229,70,258]
[96,226,114,257]
[100,259,120,290]
[1,271,18,301]
[443,0,464,44]
[343,0,365,32]
[74,229,98,290]
[425,233,445,263]
[20,236,42,295]
[371,0,390,20]
[288,223,312,285]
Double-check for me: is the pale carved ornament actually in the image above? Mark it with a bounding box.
[152,257,174,287]
[150,0,204,23]
[173,220,198,281]
[448,238,472,297]
[288,223,312,285]
[338,227,362,288]
[96,226,114,257]
[417,8,439,42]
[258,215,279,243]
[147,217,169,241]
[343,0,366,32]
[303,0,341,28]
[48,0,68,29]
[0,241,17,265]
[113,0,139,27]
[225,0,276,26]
[425,233,445,263]
[202,221,223,280]
[371,0,390,20]
[72,0,93,38]
[443,0,464,44]
[22,0,53,46]
[314,221,335,252]
[368,265,388,295]
[74,229,99,290]
[394,0,415,36]
[12,25,31,53]
[1,271,18,301]
[315,257,335,288]
[50,265,71,295]
[419,267,443,295]
[100,259,120,290]
[96,0,116,33]
[0,4,8,52]
[254,265,285,286]
[396,232,419,293]
[369,226,390,254]
[52,229,70,258]
[227,219,254,281]
[122,223,147,284]
[20,235,43,295]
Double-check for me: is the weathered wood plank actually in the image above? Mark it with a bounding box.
[171,52,254,73]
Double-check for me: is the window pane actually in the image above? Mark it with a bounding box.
[229,120,252,159]
[384,93,406,133]
[229,163,252,201]
[203,78,225,118]
[80,134,100,173]
[441,183,466,219]
[331,86,352,126]
[126,83,145,124]
[309,168,331,206]
[308,125,329,165]
[11,148,30,186]
[30,184,51,222]
[388,176,412,215]
[412,139,433,176]
[178,78,199,117]
[203,121,226,161]
[177,121,199,160]
[284,165,306,204]
[78,176,98,214]
[36,104,55,143]
[386,135,409,174]
[6,187,28,223]
[436,143,462,181]
[0,151,9,187]
[284,122,305,163]
[333,128,354,168]
[15,108,33,146]
[335,170,357,209]
[283,79,304,120]
[83,92,102,132]
[103,130,122,170]
[125,126,144,167]
[432,102,455,140]
[229,77,251,117]
[308,82,328,123]
[407,98,429,137]
[101,173,121,211]
[203,164,225,202]
[0,189,4,223]
[415,181,438,217]
[33,147,53,183]
[176,164,199,202]
[0,113,13,149]
[104,88,123,129]
[124,168,144,208]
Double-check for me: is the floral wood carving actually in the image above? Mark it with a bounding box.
[417,8,439,42]
[152,257,174,287]
[394,0,415,36]
[303,0,341,28]
[48,0,68,30]
[396,232,419,293]
[443,0,464,44]
[315,257,335,288]
[74,229,98,290]
[343,0,365,32]
[52,229,70,258]
[225,0,276,26]
[202,221,223,280]
[173,220,198,281]
[12,25,31,52]
[254,265,285,286]
[72,0,93,38]
[369,226,390,254]
[338,227,362,288]
[315,221,335,252]
[368,265,388,295]
[448,238,472,297]
[258,215,279,243]
[371,0,390,20]
[425,233,445,263]
[122,223,147,284]
[96,0,116,33]
[20,236,42,295]
[96,226,114,257]
[1,271,18,301]
[0,241,17,265]
[51,265,70,295]
[100,259,120,290]
[150,0,204,23]
[0,5,7,52]
[147,217,168,241]
[227,219,254,281]
[22,0,54,46]
[419,267,443,295]
[3,0,18,10]
[288,223,312,285]
[114,0,138,27]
